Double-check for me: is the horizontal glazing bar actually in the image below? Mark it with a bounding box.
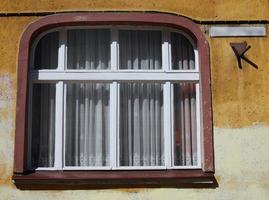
[30,72,199,81]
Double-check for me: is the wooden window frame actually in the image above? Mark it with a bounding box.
[13,12,214,188]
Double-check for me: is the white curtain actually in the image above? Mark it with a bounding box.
[173,83,197,166]
[67,29,110,70]
[171,32,195,70]
[31,84,56,168]
[119,83,164,166]
[65,83,110,167]
[34,31,59,69]
[119,30,162,70]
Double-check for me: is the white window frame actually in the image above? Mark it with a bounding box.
[28,26,201,171]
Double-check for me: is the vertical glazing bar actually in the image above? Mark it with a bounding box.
[54,81,64,169]
[111,27,119,71]
[62,83,67,168]
[194,49,199,71]
[196,83,202,167]
[55,28,66,169]
[164,82,172,168]
[110,82,117,169]
[58,29,67,71]
[170,83,175,167]
[162,30,171,71]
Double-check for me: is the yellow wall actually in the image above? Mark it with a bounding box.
[0,0,268,21]
[0,1,269,199]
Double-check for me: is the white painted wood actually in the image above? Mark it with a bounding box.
[170,165,201,169]
[115,166,166,170]
[110,82,117,168]
[62,83,67,168]
[63,166,112,170]
[58,29,67,70]
[54,81,64,169]
[196,83,202,168]
[209,26,266,37]
[30,72,199,81]
[35,167,59,171]
[111,28,119,71]
[162,31,170,71]
[164,82,172,169]
[170,83,175,168]
[194,49,199,71]
[116,82,120,167]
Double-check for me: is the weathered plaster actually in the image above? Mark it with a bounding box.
[1,125,269,199]
[210,37,269,127]
[0,0,268,21]
[0,7,269,199]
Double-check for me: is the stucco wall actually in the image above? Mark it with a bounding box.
[0,2,269,199]
[0,0,268,21]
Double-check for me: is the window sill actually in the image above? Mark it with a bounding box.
[13,169,217,189]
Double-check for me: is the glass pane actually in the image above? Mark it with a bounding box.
[67,29,111,69]
[34,32,59,69]
[119,30,162,70]
[173,82,197,166]
[119,82,164,166]
[171,32,195,70]
[31,83,56,168]
[65,83,110,167]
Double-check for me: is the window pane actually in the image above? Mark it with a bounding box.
[171,32,195,70]
[31,83,56,168]
[173,83,197,166]
[34,32,59,69]
[119,30,162,70]
[67,29,111,70]
[119,83,164,166]
[65,83,110,167]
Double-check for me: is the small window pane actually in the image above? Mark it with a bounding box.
[67,29,111,70]
[65,83,110,167]
[173,82,197,166]
[31,83,56,168]
[171,32,195,70]
[119,30,162,70]
[34,32,59,69]
[119,82,164,166]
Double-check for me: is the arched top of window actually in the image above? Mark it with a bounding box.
[31,27,198,71]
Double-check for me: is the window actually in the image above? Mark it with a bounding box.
[28,27,200,170]
[14,13,214,187]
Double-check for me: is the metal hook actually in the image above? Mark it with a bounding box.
[230,41,258,69]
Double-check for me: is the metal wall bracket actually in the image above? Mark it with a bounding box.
[230,41,258,69]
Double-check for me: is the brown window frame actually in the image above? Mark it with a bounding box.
[13,12,214,188]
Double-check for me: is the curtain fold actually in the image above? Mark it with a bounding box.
[171,32,195,70]
[173,83,197,166]
[31,84,56,168]
[67,29,111,70]
[120,83,164,166]
[65,83,110,167]
[119,30,162,70]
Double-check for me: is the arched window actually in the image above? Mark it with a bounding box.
[14,12,214,187]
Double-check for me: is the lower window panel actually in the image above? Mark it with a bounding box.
[173,82,198,166]
[65,83,110,167]
[30,83,56,168]
[119,82,164,167]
